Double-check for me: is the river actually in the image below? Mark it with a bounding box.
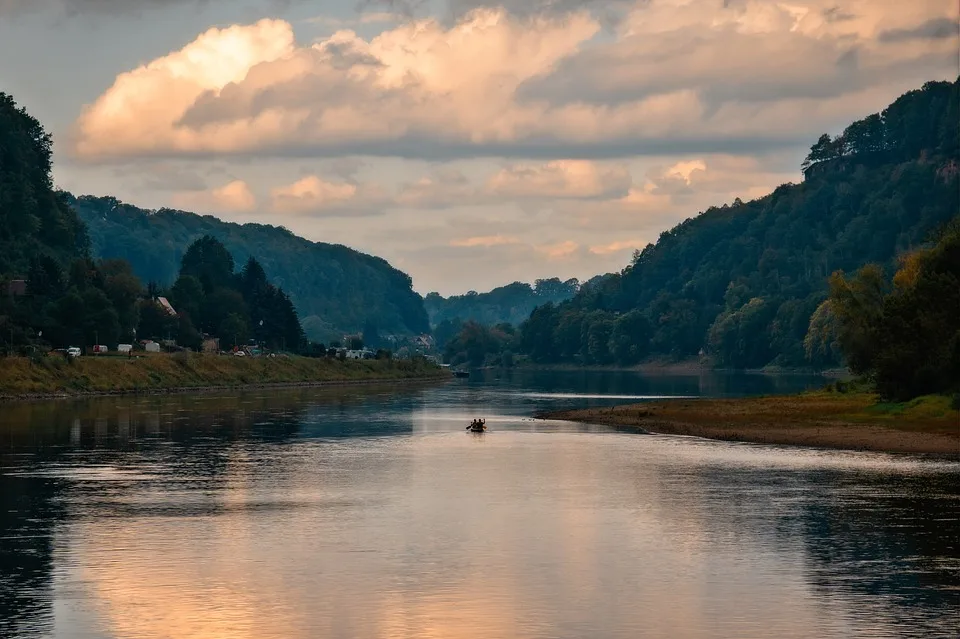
[1,370,957,638]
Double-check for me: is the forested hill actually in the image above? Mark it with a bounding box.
[71,196,429,341]
[425,278,580,328]
[520,78,959,369]
[0,94,88,275]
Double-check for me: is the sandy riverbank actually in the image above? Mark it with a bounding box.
[539,392,960,456]
[0,353,450,401]
[516,360,850,376]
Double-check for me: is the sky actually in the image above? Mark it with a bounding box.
[0,1,956,296]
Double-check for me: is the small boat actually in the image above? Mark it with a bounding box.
[466,419,487,433]
[453,370,470,379]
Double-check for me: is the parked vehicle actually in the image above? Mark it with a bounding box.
[117,344,133,354]
[92,344,109,354]
[66,347,81,358]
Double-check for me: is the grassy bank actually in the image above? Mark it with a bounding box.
[541,391,960,456]
[0,353,449,399]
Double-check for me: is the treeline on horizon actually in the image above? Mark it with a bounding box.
[0,92,308,354]
[444,78,959,401]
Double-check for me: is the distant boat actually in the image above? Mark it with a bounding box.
[453,370,470,378]
[467,420,486,433]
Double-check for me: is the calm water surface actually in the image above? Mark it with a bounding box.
[1,370,958,639]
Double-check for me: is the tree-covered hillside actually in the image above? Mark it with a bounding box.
[520,78,959,369]
[0,94,88,275]
[71,196,429,341]
[425,278,579,328]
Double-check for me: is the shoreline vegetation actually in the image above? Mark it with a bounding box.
[539,391,960,457]
[0,353,449,401]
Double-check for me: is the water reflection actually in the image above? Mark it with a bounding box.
[0,475,63,638]
[0,371,956,639]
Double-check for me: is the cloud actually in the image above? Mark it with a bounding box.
[589,239,642,255]
[70,3,957,163]
[878,17,959,43]
[0,0,311,17]
[269,175,388,216]
[72,10,602,161]
[536,240,580,260]
[520,1,958,110]
[363,0,632,24]
[449,235,521,248]
[391,160,633,208]
[171,179,256,212]
[486,160,631,199]
[113,162,210,192]
[305,11,404,28]
[395,169,476,209]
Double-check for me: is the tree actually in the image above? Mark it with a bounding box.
[137,299,177,341]
[610,310,652,365]
[827,265,886,375]
[803,300,842,368]
[508,79,959,370]
[169,275,204,324]
[239,257,268,296]
[802,134,842,174]
[220,313,249,349]
[102,262,143,339]
[179,235,235,295]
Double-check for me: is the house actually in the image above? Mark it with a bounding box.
[345,349,376,360]
[414,334,434,350]
[156,296,177,317]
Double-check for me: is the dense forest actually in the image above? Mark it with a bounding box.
[0,92,304,353]
[425,278,580,328]
[821,221,959,401]
[517,78,959,371]
[139,235,305,352]
[426,277,581,354]
[72,195,429,342]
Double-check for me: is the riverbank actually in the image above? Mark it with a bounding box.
[515,360,850,376]
[540,392,960,456]
[0,353,450,401]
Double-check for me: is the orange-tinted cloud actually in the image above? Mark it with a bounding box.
[269,175,388,216]
[70,2,956,163]
[449,235,521,248]
[486,160,631,199]
[171,179,256,213]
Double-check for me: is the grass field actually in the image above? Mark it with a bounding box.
[0,352,449,398]
[542,390,960,456]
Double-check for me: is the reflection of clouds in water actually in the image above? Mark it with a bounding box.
[47,431,956,638]
[1,372,956,639]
